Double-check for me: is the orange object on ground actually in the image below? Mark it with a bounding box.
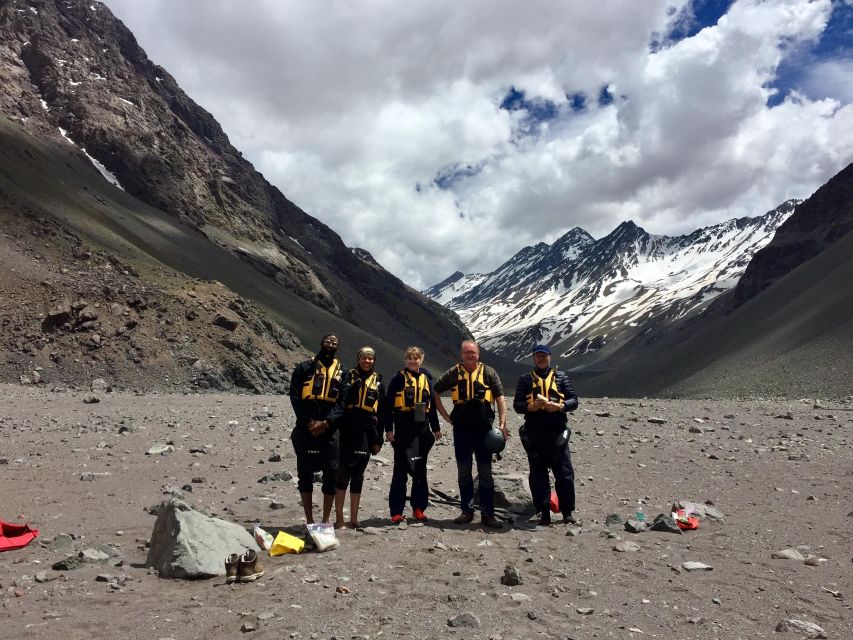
[0,521,40,551]
[549,490,559,513]
[672,508,699,530]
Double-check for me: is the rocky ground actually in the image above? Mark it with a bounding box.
[1,385,851,639]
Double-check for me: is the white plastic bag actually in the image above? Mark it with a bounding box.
[306,523,339,552]
[253,524,274,551]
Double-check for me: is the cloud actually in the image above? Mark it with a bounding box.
[104,0,853,288]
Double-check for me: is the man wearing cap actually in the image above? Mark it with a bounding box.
[289,334,348,524]
[434,339,508,528]
[513,344,579,525]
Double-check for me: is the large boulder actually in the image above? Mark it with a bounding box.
[145,498,258,579]
[474,472,535,514]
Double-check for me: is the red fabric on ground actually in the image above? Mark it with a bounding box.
[0,521,40,551]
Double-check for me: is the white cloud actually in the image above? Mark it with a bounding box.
[104,0,853,288]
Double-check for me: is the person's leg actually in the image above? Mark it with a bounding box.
[320,441,340,524]
[411,430,434,513]
[553,444,576,519]
[296,453,316,524]
[348,452,369,526]
[473,435,495,517]
[527,448,551,513]
[453,428,475,515]
[335,464,351,528]
[388,442,408,518]
[349,493,362,527]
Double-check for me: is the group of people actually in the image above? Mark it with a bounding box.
[288,334,579,529]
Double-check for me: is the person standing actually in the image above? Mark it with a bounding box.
[434,340,508,528]
[512,344,579,525]
[289,334,348,524]
[335,346,385,529]
[384,346,442,523]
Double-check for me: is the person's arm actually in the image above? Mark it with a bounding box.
[560,371,579,412]
[370,378,386,453]
[384,374,399,442]
[289,362,310,423]
[513,375,530,414]
[432,368,454,424]
[425,373,442,438]
[495,395,509,439]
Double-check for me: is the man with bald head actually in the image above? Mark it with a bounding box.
[434,340,508,528]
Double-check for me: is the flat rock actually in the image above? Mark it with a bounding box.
[681,561,713,571]
[147,444,174,456]
[624,519,646,533]
[772,548,806,561]
[500,564,523,586]
[614,540,641,552]
[774,619,827,638]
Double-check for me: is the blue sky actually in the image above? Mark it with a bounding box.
[105,0,853,288]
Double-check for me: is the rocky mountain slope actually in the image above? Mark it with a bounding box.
[426,203,796,361]
[572,162,853,399]
[0,0,473,389]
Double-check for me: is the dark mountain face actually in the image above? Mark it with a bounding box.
[0,0,469,368]
[733,163,853,308]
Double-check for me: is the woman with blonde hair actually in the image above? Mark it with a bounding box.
[383,346,442,523]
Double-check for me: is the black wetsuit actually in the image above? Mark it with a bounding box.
[337,368,386,494]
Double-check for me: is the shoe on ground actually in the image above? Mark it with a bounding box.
[413,508,428,522]
[453,511,475,525]
[237,549,265,583]
[390,514,406,524]
[225,553,240,584]
[481,514,503,529]
[562,513,577,525]
[538,512,552,526]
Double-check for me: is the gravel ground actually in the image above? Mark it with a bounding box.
[1,385,851,639]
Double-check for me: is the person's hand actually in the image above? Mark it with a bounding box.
[370,443,381,455]
[544,402,562,413]
[309,420,328,435]
[434,430,443,441]
[386,431,395,443]
[500,425,510,440]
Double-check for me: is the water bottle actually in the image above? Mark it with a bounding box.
[635,500,645,523]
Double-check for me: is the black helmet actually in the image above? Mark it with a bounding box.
[483,428,506,454]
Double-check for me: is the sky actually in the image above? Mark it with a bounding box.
[103,0,853,289]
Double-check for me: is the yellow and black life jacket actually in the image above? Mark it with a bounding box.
[300,358,343,402]
[393,369,431,411]
[527,368,565,405]
[451,363,494,405]
[346,369,380,414]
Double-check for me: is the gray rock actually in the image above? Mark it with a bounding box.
[52,555,80,571]
[605,513,623,526]
[147,444,174,456]
[145,498,259,579]
[447,612,481,628]
[500,564,523,586]
[674,500,724,521]
[774,619,827,639]
[681,561,713,571]
[510,593,531,602]
[82,394,101,404]
[476,472,534,513]
[614,540,641,552]
[624,519,646,534]
[650,514,683,534]
[80,548,110,564]
[565,527,583,537]
[257,471,293,483]
[772,548,806,561]
[90,378,108,392]
[576,607,594,615]
[240,621,257,633]
[647,417,667,424]
[49,533,74,553]
[34,571,52,583]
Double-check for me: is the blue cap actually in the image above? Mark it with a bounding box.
[532,344,551,355]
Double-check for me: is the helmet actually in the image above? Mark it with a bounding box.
[483,428,506,454]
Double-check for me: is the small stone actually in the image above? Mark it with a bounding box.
[565,527,582,537]
[681,561,712,571]
[576,607,594,615]
[500,564,523,586]
[335,586,350,594]
[605,513,623,526]
[712,597,721,604]
[774,619,827,639]
[527,611,537,620]
[447,612,481,628]
[146,444,174,456]
[80,473,95,481]
[80,548,110,563]
[649,514,682,534]
[614,541,641,552]
[772,548,806,561]
[647,417,667,424]
[269,502,286,510]
[509,593,531,602]
[624,519,646,534]
[241,622,258,633]
[35,571,51,583]
[52,556,80,571]
[268,453,282,463]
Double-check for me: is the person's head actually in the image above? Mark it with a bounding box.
[460,340,480,372]
[532,344,551,369]
[319,334,339,358]
[404,346,424,373]
[356,346,375,373]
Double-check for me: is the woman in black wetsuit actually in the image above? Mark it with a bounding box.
[334,346,386,529]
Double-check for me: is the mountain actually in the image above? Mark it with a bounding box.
[575,162,853,399]
[426,203,796,361]
[0,0,473,389]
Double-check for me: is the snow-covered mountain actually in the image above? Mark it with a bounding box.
[424,201,798,361]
